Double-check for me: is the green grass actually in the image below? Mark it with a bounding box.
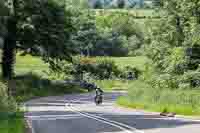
[117,80,200,116]
[85,56,148,71]
[15,54,49,75]
[0,113,25,133]
[16,55,148,75]
[0,51,49,75]
[94,80,130,91]
[111,56,148,71]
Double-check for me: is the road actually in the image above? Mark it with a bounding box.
[25,92,200,133]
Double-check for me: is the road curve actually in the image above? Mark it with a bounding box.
[24,92,200,133]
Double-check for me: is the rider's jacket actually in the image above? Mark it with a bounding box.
[96,88,103,96]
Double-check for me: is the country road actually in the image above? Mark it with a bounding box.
[24,92,200,133]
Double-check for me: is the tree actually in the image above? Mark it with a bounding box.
[117,0,125,8]
[71,11,99,56]
[0,0,74,95]
[145,0,200,88]
[1,0,17,83]
[93,0,103,9]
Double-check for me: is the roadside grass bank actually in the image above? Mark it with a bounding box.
[117,80,200,116]
[0,112,25,133]
[0,82,25,133]
[14,73,86,102]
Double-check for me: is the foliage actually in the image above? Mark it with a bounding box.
[0,0,75,80]
[0,82,17,112]
[144,0,200,89]
[71,10,132,57]
[71,10,99,56]
[71,57,120,80]
[117,80,200,115]
[14,73,85,102]
[93,31,129,56]
[95,12,144,56]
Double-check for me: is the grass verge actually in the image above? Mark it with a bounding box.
[0,112,25,133]
[14,73,86,102]
[117,80,200,116]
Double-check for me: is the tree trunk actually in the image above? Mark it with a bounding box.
[2,17,17,96]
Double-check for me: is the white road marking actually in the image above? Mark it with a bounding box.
[67,99,144,133]
[69,106,133,133]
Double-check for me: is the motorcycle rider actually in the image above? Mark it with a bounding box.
[95,87,103,96]
[95,87,104,105]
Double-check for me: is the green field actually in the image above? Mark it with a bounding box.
[111,56,148,70]
[15,55,148,74]
[15,54,49,75]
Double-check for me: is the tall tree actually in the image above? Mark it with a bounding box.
[146,0,200,73]
[0,0,74,95]
[71,11,99,56]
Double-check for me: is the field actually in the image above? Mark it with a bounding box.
[15,54,49,75]
[15,55,148,75]
[111,56,148,70]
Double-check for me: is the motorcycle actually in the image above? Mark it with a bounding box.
[94,95,103,105]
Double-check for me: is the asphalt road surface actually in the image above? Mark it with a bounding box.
[25,92,200,133]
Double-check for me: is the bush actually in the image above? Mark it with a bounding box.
[119,66,141,80]
[181,71,200,88]
[95,58,120,79]
[71,58,120,80]
[0,82,17,112]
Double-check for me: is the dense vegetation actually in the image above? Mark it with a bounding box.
[118,0,200,115]
[0,82,25,133]
[0,2,200,133]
